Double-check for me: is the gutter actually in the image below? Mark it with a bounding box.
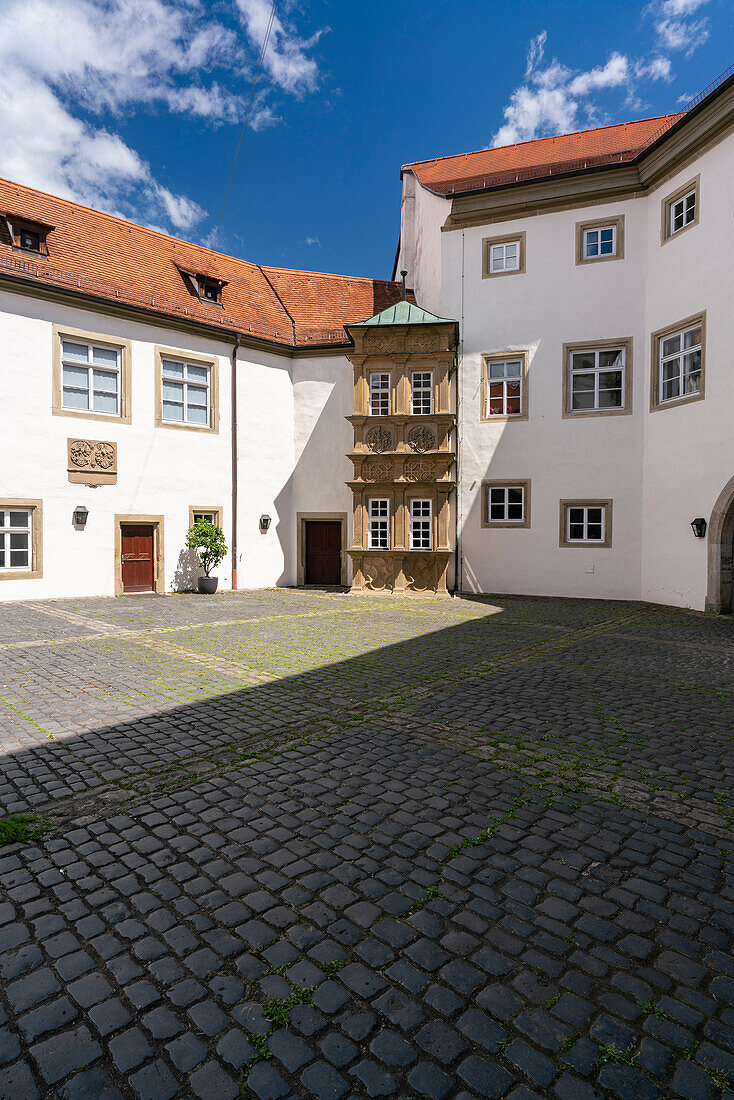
[231,333,241,590]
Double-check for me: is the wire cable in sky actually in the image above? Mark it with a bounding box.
[210,0,279,251]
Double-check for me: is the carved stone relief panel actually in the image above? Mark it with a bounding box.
[407,331,437,353]
[404,459,436,482]
[365,331,397,355]
[404,555,437,593]
[365,426,394,453]
[364,460,393,482]
[363,555,393,592]
[407,426,436,453]
[67,438,117,485]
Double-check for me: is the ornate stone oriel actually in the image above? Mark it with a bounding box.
[344,292,459,596]
[67,438,117,485]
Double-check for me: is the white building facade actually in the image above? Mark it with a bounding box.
[2,71,734,611]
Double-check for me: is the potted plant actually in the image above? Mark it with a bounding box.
[186,518,227,594]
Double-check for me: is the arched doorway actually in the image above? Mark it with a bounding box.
[706,475,734,613]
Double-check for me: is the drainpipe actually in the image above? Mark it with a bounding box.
[231,333,241,590]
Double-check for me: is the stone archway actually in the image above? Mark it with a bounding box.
[706,475,734,613]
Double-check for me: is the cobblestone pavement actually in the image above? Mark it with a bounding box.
[0,589,733,1100]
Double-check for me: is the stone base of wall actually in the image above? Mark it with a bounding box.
[349,550,451,595]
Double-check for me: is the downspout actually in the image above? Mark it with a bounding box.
[231,333,241,590]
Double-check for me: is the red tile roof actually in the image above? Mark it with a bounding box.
[0,177,402,348]
[404,114,682,195]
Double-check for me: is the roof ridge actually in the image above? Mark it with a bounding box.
[401,113,678,172]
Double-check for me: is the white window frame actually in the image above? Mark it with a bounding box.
[0,509,32,573]
[61,339,121,416]
[411,372,433,415]
[487,486,525,524]
[658,323,702,405]
[367,499,389,549]
[566,505,605,544]
[582,224,616,260]
[669,188,696,236]
[569,346,626,413]
[409,499,432,549]
[486,358,523,417]
[161,358,211,427]
[489,240,520,274]
[369,373,390,416]
[193,511,217,525]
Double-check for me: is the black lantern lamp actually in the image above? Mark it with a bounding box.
[690,517,707,538]
[73,504,89,527]
[259,514,271,533]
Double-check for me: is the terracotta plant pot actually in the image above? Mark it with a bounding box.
[197,576,218,594]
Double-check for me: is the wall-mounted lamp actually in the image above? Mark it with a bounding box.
[259,514,271,533]
[690,517,707,538]
[73,504,89,527]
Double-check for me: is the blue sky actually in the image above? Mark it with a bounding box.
[0,0,731,279]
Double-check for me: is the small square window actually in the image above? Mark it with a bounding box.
[662,177,699,243]
[576,216,624,265]
[483,233,526,278]
[560,501,612,548]
[482,481,531,528]
[19,229,41,252]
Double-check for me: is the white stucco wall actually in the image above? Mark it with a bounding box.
[398,171,451,315]
[0,290,354,601]
[415,127,733,609]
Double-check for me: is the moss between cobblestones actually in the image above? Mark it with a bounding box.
[0,813,52,847]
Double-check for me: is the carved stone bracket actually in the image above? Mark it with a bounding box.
[67,438,117,485]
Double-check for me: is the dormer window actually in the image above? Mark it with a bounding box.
[200,278,221,304]
[177,265,226,307]
[3,213,52,256]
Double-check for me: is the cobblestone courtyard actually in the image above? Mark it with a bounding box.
[0,589,733,1100]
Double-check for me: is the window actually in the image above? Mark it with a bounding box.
[653,318,704,408]
[178,267,226,305]
[483,232,526,278]
[411,372,433,415]
[61,339,120,415]
[19,228,41,252]
[369,373,390,416]
[482,480,531,528]
[53,326,131,423]
[368,499,389,549]
[193,511,217,525]
[155,347,218,433]
[199,278,223,305]
[485,357,523,417]
[409,499,432,549]
[563,339,632,418]
[670,190,696,235]
[0,510,31,572]
[190,507,223,530]
[662,177,699,243]
[489,241,519,273]
[0,501,42,580]
[576,216,624,265]
[560,500,612,548]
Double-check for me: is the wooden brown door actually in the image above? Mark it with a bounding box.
[121,524,154,593]
[305,521,342,585]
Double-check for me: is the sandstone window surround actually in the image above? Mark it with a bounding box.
[650,312,705,412]
[0,500,42,580]
[52,324,132,424]
[482,480,531,529]
[481,352,529,421]
[562,338,633,418]
[155,346,219,434]
[482,231,526,278]
[189,506,224,528]
[575,215,625,265]
[559,500,613,548]
[661,175,699,244]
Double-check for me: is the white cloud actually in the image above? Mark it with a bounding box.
[492,35,632,145]
[304,236,321,247]
[652,0,712,54]
[0,0,323,233]
[235,0,326,96]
